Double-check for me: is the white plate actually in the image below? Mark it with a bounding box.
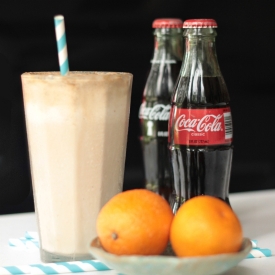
[89,237,252,275]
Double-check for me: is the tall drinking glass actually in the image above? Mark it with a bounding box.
[21,72,133,262]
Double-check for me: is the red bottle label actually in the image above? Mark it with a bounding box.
[169,107,233,145]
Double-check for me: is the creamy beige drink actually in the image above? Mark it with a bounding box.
[21,72,133,262]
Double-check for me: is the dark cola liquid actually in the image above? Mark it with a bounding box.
[169,76,233,212]
[140,61,181,202]
[141,136,172,201]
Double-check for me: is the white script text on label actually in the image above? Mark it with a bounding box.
[139,102,171,121]
[175,114,223,132]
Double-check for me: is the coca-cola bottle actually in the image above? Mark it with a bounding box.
[168,19,233,213]
[139,18,183,202]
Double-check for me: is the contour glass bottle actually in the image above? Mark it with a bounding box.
[168,19,233,213]
[139,18,183,202]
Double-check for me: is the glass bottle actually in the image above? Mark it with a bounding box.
[168,19,233,213]
[139,18,183,202]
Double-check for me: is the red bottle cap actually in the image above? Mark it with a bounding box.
[182,19,218,28]
[152,18,183,29]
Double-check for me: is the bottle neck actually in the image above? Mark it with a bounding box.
[181,28,221,77]
[151,28,183,63]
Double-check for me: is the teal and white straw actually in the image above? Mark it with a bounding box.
[9,238,39,249]
[25,231,39,241]
[0,260,111,275]
[54,15,69,75]
[251,239,258,248]
[247,248,273,258]
[246,239,273,258]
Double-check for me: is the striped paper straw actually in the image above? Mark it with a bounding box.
[9,238,39,249]
[247,248,273,258]
[25,232,39,240]
[9,232,39,249]
[251,239,258,248]
[0,265,31,275]
[54,15,69,75]
[0,260,111,275]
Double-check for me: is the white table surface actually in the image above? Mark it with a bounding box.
[0,189,275,275]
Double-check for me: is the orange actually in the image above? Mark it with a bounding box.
[96,189,174,256]
[170,195,243,257]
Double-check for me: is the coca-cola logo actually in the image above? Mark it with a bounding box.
[175,114,223,132]
[139,102,171,121]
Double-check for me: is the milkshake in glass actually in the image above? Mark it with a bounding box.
[21,72,133,262]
